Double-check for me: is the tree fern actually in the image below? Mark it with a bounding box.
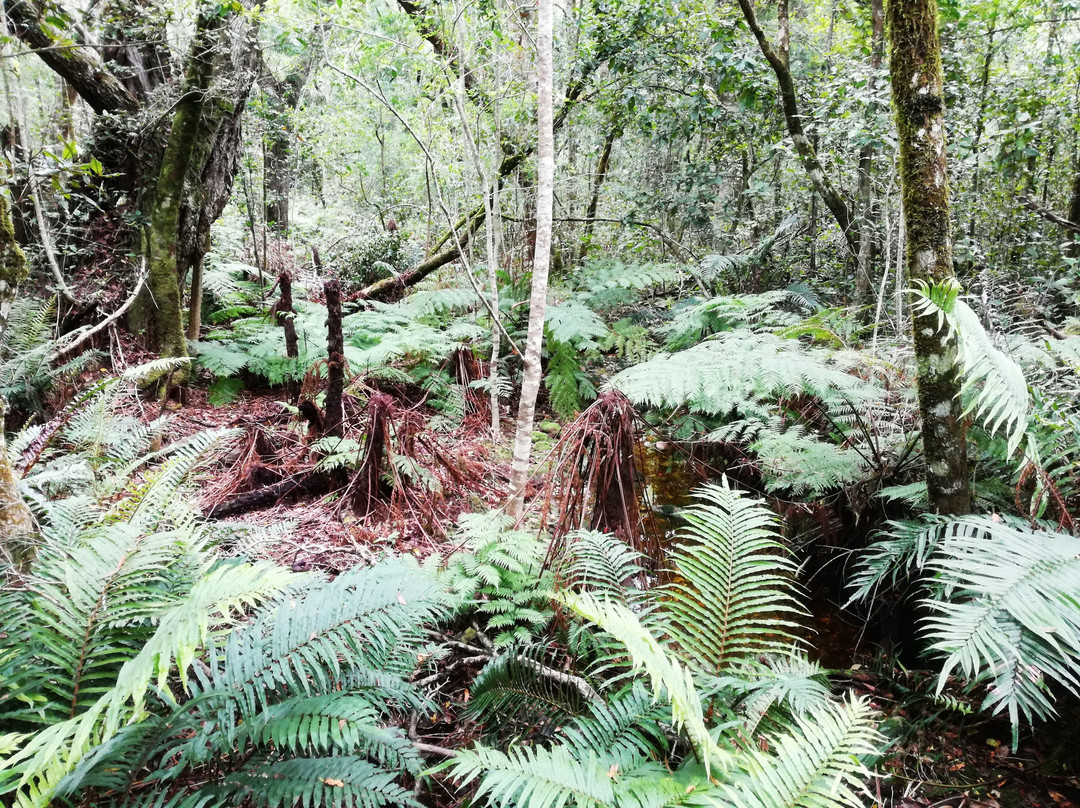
[609,332,879,419]
[662,484,806,671]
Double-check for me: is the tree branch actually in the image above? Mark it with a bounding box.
[2,0,138,113]
[1020,195,1080,234]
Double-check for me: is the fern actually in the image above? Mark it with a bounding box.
[553,530,646,604]
[545,337,597,420]
[546,301,610,349]
[450,743,616,808]
[662,483,806,671]
[562,591,729,776]
[206,756,420,808]
[912,279,1030,454]
[440,513,554,647]
[714,697,882,808]
[609,332,879,419]
[850,514,1080,742]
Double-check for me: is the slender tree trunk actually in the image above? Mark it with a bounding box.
[323,279,345,438]
[855,0,884,308]
[507,0,554,519]
[0,196,35,566]
[736,0,856,255]
[887,0,971,514]
[966,5,998,240]
[577,123,617,263]
[139,10,226,359]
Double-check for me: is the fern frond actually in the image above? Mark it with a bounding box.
[912,280,1029,454]
[663,484,806,671]
[449,743,615,808]
[715,696,882,808]
[208,756,419,808]
[918,517,1080,732]
[561,592,728,776]
[553,530,646,604]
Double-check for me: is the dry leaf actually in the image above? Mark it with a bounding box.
[321,778,345,788]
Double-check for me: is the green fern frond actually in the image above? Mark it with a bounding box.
[449,743,615,808]
[553,531,645,604]
[558,683,669,769]
[663,484,806,671]
[208,756,419,808]
[715,696,882,808]
[912,280,1029,454]
[250,694,422,772]
[609,333,878,420]
[546,301,610,349]
[561,591,728,776]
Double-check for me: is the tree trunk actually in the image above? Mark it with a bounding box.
[855,0,884,308]
[323,279,345,438]
[507,0,554,519]
[179,23,260,337]
[2,0,138,113]
[139,9,227,359]
[577,123,618,263]
[887,0,971,515]
[263,53,320,235]
[736,0,856,255]
[0,196,35,568]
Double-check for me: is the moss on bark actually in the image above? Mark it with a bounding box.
[0,195,36,568]
[138,7,227,360]
[887,0,971,514]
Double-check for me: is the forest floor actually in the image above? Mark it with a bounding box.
[102,348,1080,808]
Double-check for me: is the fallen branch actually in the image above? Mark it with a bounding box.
[203,471,332,519]
[47,264,148,363]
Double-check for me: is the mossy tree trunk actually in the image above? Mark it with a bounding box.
[887,0,972,515]
[0,195,36,566]
[140,7,228,359]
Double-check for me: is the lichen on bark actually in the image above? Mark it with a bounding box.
[887,0,972,514]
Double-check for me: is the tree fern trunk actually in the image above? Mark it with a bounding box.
[887,0,971,514]
[507,0,554,519]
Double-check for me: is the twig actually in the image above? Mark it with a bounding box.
[513,654,603,703]
[47,263,148,363]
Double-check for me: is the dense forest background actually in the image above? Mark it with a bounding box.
[2,0,1080,805]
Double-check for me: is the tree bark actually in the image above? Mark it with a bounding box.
[0,196,35,568]
[262,33,322,235]
[887,0,971,514]
[179,23,260,339]
[507,0,554,519]
[736,0,856,255]
[2,0,138,113]
[277,272,299,358]
[577,122,618,263]
[139,9,227,359]
[855,0,885,307]
[323,279,345,438]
